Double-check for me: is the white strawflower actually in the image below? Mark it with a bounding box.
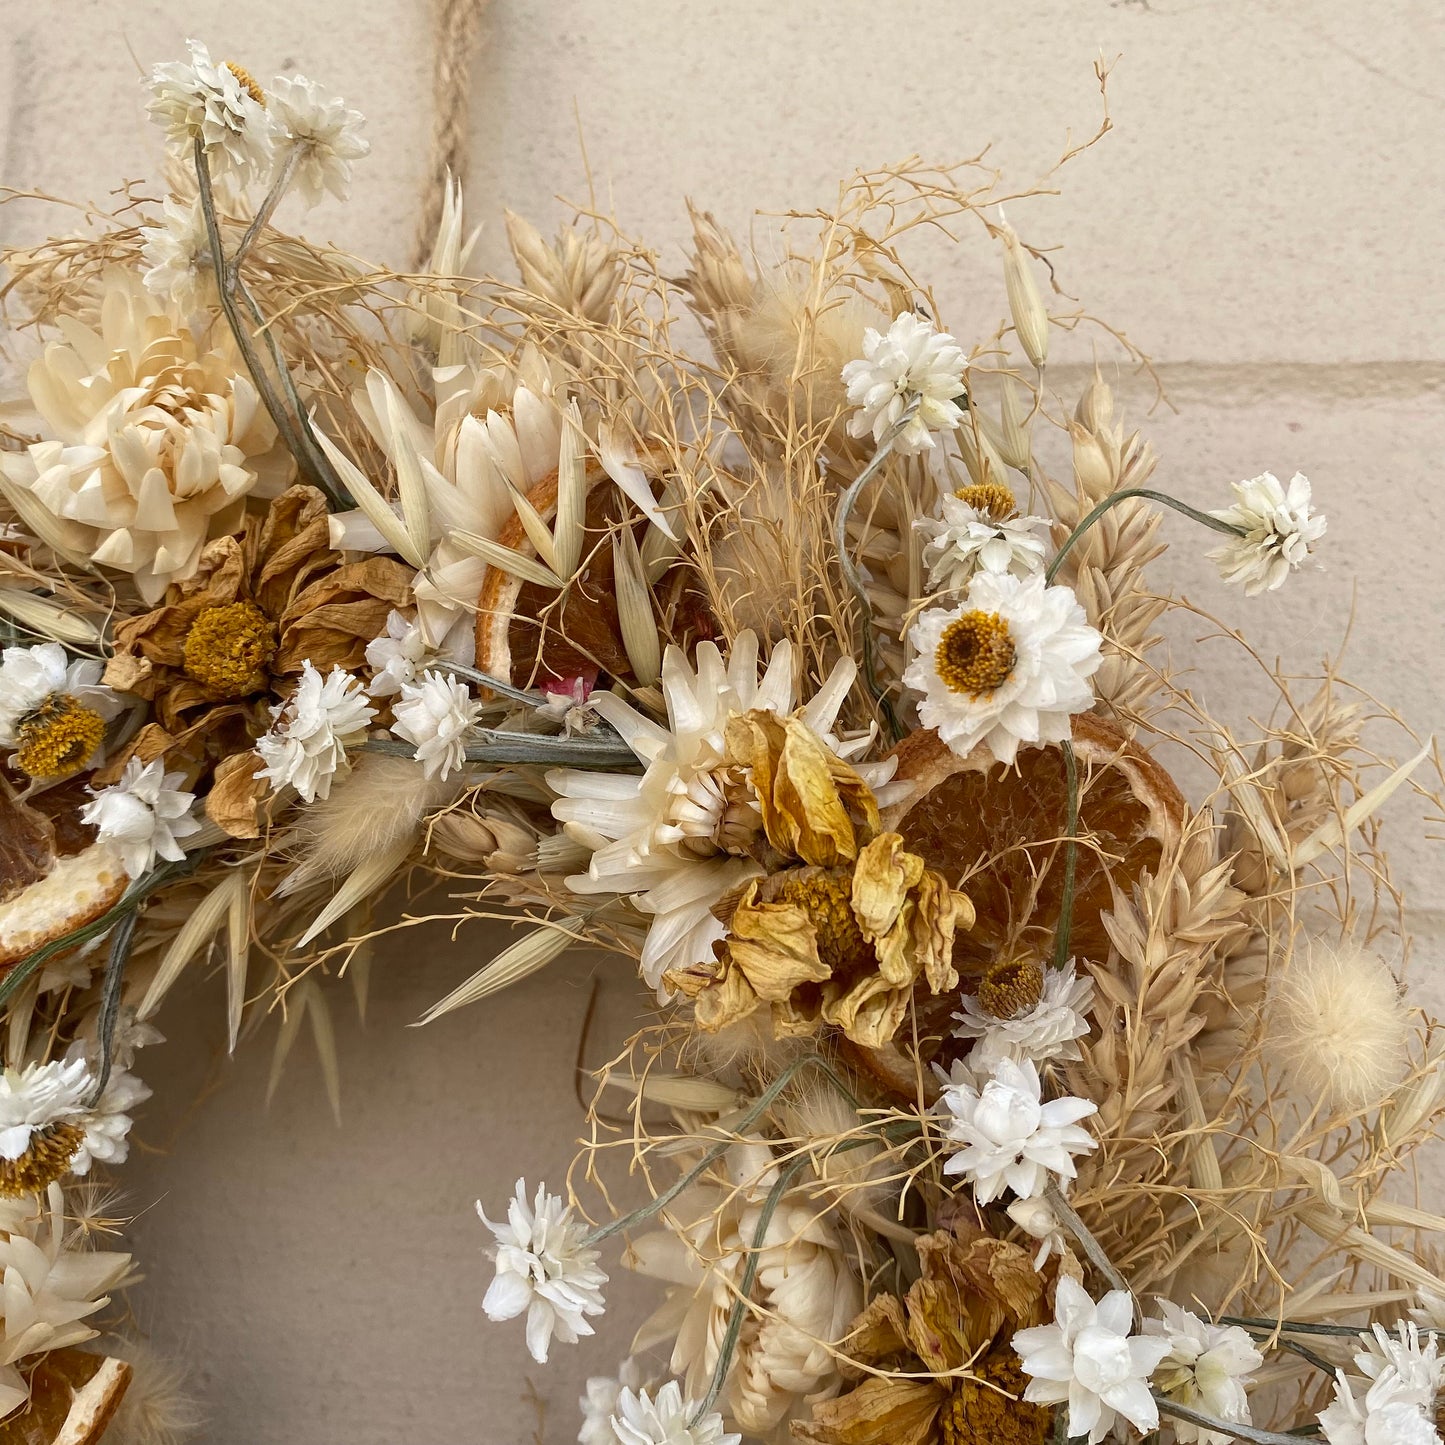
[140,195,213,315]
[80,757,201,878]
[580,1358,649,1445]
[916,486,1049,593]
[69,1066,150,1175]
[267,74,370,205]
[1014,1276,1171,1444]
[0,642,119,747]
[842,311,967,455]
[365,609,429,697]
[610,1381,740,1445]
[1145,1301,1262,1445]
[937,1056,1097,1204]
[1355,1322,1445,1399]
[1005,1195,1066,1268]
[391,669,481,780]
[904,570,1102,766]
[0,1060,90,1164]
[1266,942,1410,1110]
[477,1178,607,1365]
[953,958,1094,1069]
[1208,470,1326,595]
[146,39,274,187]
[255,661,376,804]
[1320,1371,1441,1445]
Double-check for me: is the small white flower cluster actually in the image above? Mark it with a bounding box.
[1210,470,1327,596]
[1320,1322,1445,1445]
[81,757,201,879]
[365,610,431,697]
[1015,1282,1262,1445]
[255,660,376,804]
[916,490,1050,593]
[392,670,482,781]
[841,312,967,456]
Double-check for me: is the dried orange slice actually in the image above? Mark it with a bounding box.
[844,712,1185,1098]
[0,1347,131,1443]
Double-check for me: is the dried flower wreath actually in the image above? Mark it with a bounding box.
[0,39,1440,1445]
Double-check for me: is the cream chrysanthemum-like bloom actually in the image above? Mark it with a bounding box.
[140,195,213,315]
[841,311,966,455]
[548,632,904,994]
[916,486,1049,593]
[268,74,370,206]
[146,39,274,187]
[1208,470,1327,596]
[0,274,290,604]
[390,669,480,780]
[903,570,1102,766]
[610,1382,741,1445]
[81,757,201,879]
[1266,942,1411,1110]
[255,661,376,804]
[0,1183,132,1419]
[1144,1301,1262,1445]
[1014,1277,1172,1444]
[477,1178,607,1365]
[952,958,1094,1069]
[629,1141,861,1438]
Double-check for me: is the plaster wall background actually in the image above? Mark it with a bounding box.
[1,2,1443,1441]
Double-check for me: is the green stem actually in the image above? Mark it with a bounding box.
[432,660,545,706]
[231,145,300,269]
[833,399,921,744]
[1052,740,1078,969]
[1045,488,1244,585]
[361,731,639,769]
[86,909,136,1105]
[1219,1316,1366,1339]
[1043,1179,1130,1299]
[1153,1397,1317,1444]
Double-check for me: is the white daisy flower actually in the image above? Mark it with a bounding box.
[146,39,274,187]
[254,661,376,804]
[916,485,1049,593]
[611,1381,741,1445]
[842,311,967,455]
[0,642,118,748]
[0,1060,90,1166]
[140,195,212,315]
[1320,1370,1441,1445]
[391,669,481,780]
[267,74,370,206]
[365,609,430,697]
[579,1358,650,1445]
[548,633,906,994]
[903,570,1102,766]
[1015,1277,1171,1444]
[937,1055,1097,1205]
[477,1178,607,1365]
[1144,1301,1262,1445]
[81,757,201,879]
[953,958,1094,1069]
[1208,470,1326,596]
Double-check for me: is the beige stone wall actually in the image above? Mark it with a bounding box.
[2,1,1443,1440]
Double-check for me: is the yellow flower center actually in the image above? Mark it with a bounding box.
[0,1122,85,1198]
[935,611,1017,697]
[976,956,1046,1020]
[183,601,277,697]
[955,481,1018,521]
[13,695,107,779]
[939,1346,1050,1445]
[770,869,872,975]
[224,61,266,105]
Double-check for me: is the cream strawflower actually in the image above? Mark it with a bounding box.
[391,669,481,780]
[628,1140,861,1436]
[1144,1301,1262,1445]
[903,570,1102,766]
[937,1056,1097,1204]
[1014,1276,1171,1445]
[611,1381,741,1445]
[842,311,966,455]
[549,632,905,993]
[1208,470,1326,595]
[952,958,1094,1069]
[68,1065,150,1176]
[140,195,213,315]
[0,642,120,780]
[1320,1371,1441,1445]
[146,39,274,187]
[477,1178,607,1365]
[365,609,430,697]
[916,485,1049,593]
[0,273,289,604]
[267,74,370,205]
[0,1184,132,1418]
[580,1358,652,1445]
[80,757,201,879]
[255,661,376,804]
